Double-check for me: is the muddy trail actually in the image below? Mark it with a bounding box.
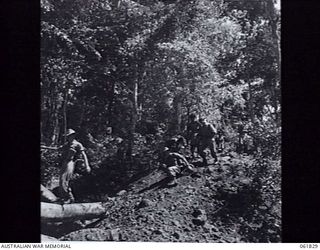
[41,152,281,242]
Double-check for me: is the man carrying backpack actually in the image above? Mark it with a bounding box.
[197,118,218,165]
[60,129,91,203]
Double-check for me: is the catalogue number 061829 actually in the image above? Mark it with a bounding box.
[300,244,319,249]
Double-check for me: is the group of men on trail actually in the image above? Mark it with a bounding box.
[186,114,219,164]
[160,114,221,186]
[42,114,222,202]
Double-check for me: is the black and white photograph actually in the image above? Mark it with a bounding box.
[40,0,281,242]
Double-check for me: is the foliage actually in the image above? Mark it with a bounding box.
[41,149,60,185]
[41,0,281,241]
[208,154,281,242]
[41,0,280,147]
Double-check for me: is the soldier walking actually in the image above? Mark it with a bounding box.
[197,118,218,165]
[186,114,201,158]
[59,129,91,203]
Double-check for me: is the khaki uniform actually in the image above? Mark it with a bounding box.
[165,136,186,153]
[185,120,201,157]
[60,140,85,202]
[163,152,194,178]
[198,123,218,164]
[186,120,201,147]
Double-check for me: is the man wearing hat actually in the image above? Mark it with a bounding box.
[60,129,91,203]
[164,135,186,154]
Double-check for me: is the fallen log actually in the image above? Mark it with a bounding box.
[41,234,58,242]
[41,202,107,223]
[41,185,59,203]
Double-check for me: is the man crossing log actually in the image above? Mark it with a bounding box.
[41,129,91,204]
[59,129,91,203]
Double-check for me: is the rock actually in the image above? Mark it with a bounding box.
[146,214,155,222]
[220,156,231,162]
[173,232,180,239]
[117,190,127,196]
[192,218,206,226]
[204,180,211,187]
[59,228,120,241]
[211,225,219,232]
[172,220,181,227]
[153,229,163,235]
[137,199,153,209]
[205,166,215,174]
[136,214,144,220]
[190,172,201,178]
[158,194,165,201]
[157,208,168,215]
[183,227,191,232]
[192,208,206,218]
[41,221,84,239]
[108,229,121,241]
[203,223,213,232]
[229,152,238,158]
[191,209,207,226]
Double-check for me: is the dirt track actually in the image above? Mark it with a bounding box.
[41,153,281,242]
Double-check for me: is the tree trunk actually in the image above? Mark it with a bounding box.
[79,98,87,129]
[173,95,182,134]
[40,120,44,143]
[41,202,107,223]
[247,81,255,124]
[62,86,68,144]
[107,81,115,126]
[50,85,61,145]
[128,76,138,156]
[128,62,139,157]
[51,109,60,145]
[266,0,280,125]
